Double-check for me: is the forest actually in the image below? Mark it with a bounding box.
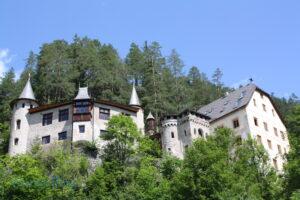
[0,36,299,199]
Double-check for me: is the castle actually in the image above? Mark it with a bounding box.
[9,78,289,171]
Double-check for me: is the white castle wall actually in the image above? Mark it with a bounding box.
[210,108,251,140]
[9,99,39,155]
[246,91,289,171]
[27,104,73,150]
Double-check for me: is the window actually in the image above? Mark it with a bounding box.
[194,128,196,135]
[22,103,25,108]
[100,129,108,135]
[253,99,257,107]
[184,145,189,150]
[30,104,33,109]
[263,122,268,131]
[16,120,21,130]
[280,131,285,140]
[184,130,187,136]
[198,128,203,137]
[262,104,267,112]
[42,113,53,126]
[233,119,240,129]
[284,148,287,154]
[267,139,272,149]
[277,144,282,155]
[257,135,262,145]
[79,125,85,133]
[171,132,175,138]
[59,109,69,122]
[168,148,171,152]
[260,93,264,99]
[272,109,275,117]
[122,112,130,116]
[14,138,19,145]
[254,117,258,126]
[99,108,110,120]
[58,131,67,140]
[42,135,50,144]
[273,159,278,170]
[274,127,278,136]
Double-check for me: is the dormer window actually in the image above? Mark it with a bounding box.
[74,101,90,114]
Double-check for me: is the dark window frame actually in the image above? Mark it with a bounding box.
[99,107,110,120]
[59,109,69,122]
[42,113,53,126]
[58,131,67,140]
[79,125,85,133]
[16,119,21,130]
[233,119,240,129]
[42,135,50,144]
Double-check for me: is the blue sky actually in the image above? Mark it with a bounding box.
[0,0,299,98]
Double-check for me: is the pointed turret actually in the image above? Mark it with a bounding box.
[146,112,155,120]
[129,84,141,107]
[75,87,91,100]
[19,76,36,100]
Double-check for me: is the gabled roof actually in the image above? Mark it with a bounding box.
[129,84,141,106]
[19,77,36,100]
[198,83,285,123]
[75,87,91,100]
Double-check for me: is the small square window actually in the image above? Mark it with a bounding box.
[233,119,240,129]
[274,127,278,136]
[254,117,258,126]
[43,113,53,126]
[273,159,278,170]
[263,122,268,132]
[257,135,262,145]
[267,139,272,149]
[14,138,19,145]
[99,108,110,120]
[171,132,175,138]
[100,129,108,135]
[277,145,282,155]
[42,135,50,144]
[58,131,67,140]
[79,125,85,133]
[262,104,267,112]
[16,120,21,130]
[59,109,69,122]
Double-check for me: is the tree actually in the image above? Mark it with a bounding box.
[0,122,10,155]
[284,105,300,198]
[100,115,140,165]
[0,68,17,123]
[212,67,223,86]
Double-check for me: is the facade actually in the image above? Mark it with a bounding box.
[9,78,144,155]
[160,83,289,171]
[9,77,289,171]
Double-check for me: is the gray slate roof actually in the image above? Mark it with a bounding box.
[198,83,257,121]
[129,85,141,106]
[75,87,91,100]
[19,78,36,100]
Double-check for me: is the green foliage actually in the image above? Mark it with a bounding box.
[0,122,10,155]
[101,114,140,164]
[284,105,300,198]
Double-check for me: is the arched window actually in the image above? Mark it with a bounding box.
[16,120,21,130]
[198,128,203,137]
[171,132,175,138]
[14,138,19,145]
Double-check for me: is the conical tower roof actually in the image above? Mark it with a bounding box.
[19,77,36,100]
[146,112,155,120]
[129,84,140,106]
[75,87,91,100]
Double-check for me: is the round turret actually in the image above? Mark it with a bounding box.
[9,77,39,155]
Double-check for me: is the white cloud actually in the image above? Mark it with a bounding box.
[0,49,13,76]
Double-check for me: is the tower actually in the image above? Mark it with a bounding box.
[72,87,93,142]
[129,84,145,134]
[146,112,155,136]
[9,77,39,155]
